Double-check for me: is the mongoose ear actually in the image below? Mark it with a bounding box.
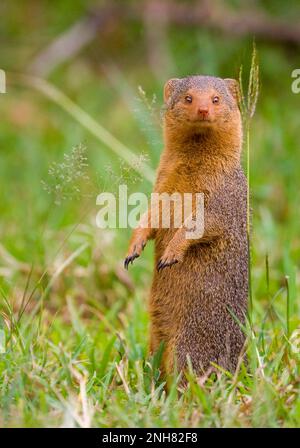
[224,78,240,103]
[164,78,180,103]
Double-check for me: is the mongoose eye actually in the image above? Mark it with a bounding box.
[212,96,220,104]
[185,95,193,104]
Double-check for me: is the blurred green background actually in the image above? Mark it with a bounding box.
[0,0,299,428]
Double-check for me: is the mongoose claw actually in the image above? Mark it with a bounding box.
[124,252,140,270]
[157,258,178,272]
[124,240,146,269]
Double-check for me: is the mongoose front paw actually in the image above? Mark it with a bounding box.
[157,252,180,272]
[124,240,146,270]
[157,258,178,272]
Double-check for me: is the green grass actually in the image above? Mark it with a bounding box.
[0,249,299,427]
[0,1,300,427]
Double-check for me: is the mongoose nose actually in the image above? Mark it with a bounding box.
[197,107,209,119]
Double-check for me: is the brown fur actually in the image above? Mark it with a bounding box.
[125,75,248,380]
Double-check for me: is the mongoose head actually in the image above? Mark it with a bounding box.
[163,75,241,138]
